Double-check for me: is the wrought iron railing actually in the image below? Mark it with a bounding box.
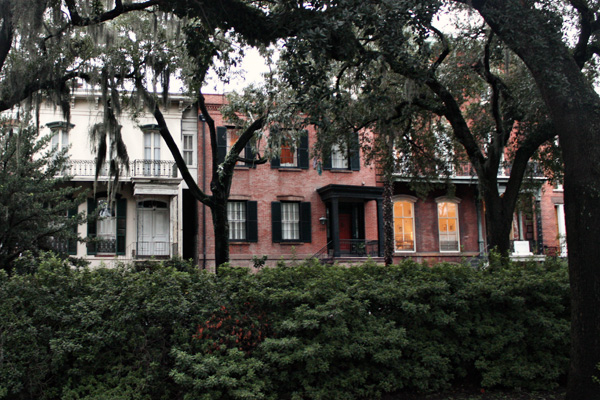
[58,159,178,179]
[313,239,380,262]
[395,161,544,179]
[135,242,174,258]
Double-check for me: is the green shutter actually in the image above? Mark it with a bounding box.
[298,132,309,169]
[300,202,312,243]
[116,198,127,255]
[67,206,78,255]
[350,132,360,171]
[246,201,258,242]
[87,198,97,255]
[271,202,282,242]
[217,126,227,164]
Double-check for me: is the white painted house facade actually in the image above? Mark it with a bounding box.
[37,91,197,266]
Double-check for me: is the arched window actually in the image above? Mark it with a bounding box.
[436,197,461,252]
[393,195,417,252]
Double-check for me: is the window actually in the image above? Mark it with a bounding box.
[183,134,194,165]
[46,121,73,159]
[270,131,309,169]
[87,197,126,255]
[437,198,460,252]
[227,201,258,242]
[144,131,161,175]
[217,126,256,167]
[97,199,116,253]
[323,133,360,171]
[279,144,298,167]
[272,201,311,243]
[393,197,416,251]
[330,144,349,169]
[229,201,246,240]
[51,128,69,154]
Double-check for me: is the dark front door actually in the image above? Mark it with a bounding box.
[339,212,352,253]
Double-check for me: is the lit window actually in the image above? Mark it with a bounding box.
[437,200,460,252]
[281,202,300,240]
[393,198,415,251]
[228,201,246,240]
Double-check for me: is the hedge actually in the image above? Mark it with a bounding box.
[0,253,570,399]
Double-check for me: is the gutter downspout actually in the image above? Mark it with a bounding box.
[200,114,207,270]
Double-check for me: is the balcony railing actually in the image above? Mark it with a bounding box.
[394,161,544,179]
[59,159,178,179]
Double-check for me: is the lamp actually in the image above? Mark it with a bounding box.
[319,216,327,225]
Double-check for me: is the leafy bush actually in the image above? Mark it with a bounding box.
[0,253,570,399]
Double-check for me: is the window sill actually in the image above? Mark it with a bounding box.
[328,169,352,173]
[230,241,251,245]
[277,167,304,172]
[277,241,305,245]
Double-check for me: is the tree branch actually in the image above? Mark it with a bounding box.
[136,78,213,206]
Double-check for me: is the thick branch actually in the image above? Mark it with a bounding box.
[0,1,13,74]
[137,80,212,206]
[569,0,597,69]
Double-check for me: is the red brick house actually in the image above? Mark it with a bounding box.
[196,95,384,269]
[194,94,562,269]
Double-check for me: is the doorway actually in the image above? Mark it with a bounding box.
[137,200,170,257]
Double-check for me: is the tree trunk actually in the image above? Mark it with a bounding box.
[383,179,394,266]
[462,1,600,397]
[482,191,512,258]
[211,197,230,272]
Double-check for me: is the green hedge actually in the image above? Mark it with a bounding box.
[0,254,570,399]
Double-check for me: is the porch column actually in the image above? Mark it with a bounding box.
[331,198,341,257]
[376,198,384,257]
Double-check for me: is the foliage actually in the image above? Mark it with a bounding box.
[0,119,85,271]
[0,254,570,399]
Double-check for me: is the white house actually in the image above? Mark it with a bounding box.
[37,91,198,266]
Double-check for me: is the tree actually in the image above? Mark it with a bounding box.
[450,3,600,398]
[276,0,599,397]
[277,0,557,259]
[0,117,84,271]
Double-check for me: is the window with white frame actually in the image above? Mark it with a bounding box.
[331,144,349,169]
[144,131,161,175]
[281,202,300,240]
[183,134,194,165]
[228,201,246,240]
[51,128,69,154]
[437,199,460,252]
[279,143,298,167]
[393,197,416,251]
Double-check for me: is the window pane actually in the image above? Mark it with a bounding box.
[394,200,414,251]
[280,145,296,166]
[331,144,348,169]
[438,202,459,251]
[281,202,300,240]
[228,201,246,240]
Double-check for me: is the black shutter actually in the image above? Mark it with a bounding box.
[217,126,227,164]
[244,141,256,168]
[298,131,309,169]
[67,206,78,255]
[323,151,332,170]
[270,127,280,168]
[300,202,312,243]
[350,132,360,171]
[87,198,97,255]
[116,198,127,255]
[271,202,282,242]
[246,201,258,242]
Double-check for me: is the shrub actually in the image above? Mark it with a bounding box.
[0,254,570,399]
